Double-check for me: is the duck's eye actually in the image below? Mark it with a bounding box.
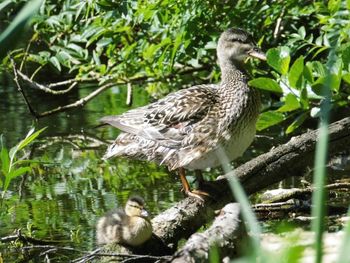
[243,45,252,51]
[231,38,246,44]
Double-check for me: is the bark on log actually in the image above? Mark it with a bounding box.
[168,203,244,263]
[151,116,350,246]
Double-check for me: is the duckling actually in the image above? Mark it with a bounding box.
[101,28,266,199]
[96,196,152,246]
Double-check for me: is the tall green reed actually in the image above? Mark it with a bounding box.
[310,35,338,263]
[217,147,262,260]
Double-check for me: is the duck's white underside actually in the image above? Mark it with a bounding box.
[183,121,256,170]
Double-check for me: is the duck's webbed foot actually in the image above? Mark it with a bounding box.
[178,168,213,201]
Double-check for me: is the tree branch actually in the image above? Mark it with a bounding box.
[16,70,78,95]
[169,203,244,262]
[12,65,211,119]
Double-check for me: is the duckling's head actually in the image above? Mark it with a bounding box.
[124,196,149,218]
[217,28,266,65]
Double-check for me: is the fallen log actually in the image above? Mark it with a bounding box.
[94,116,350,261]
[152,116,350,246]
[168,203,244,263]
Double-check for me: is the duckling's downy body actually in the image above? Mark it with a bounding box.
[96,196,152,246]
[101,28,266,198]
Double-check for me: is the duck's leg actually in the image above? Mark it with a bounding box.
[178,167,210,201]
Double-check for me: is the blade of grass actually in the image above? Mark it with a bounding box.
[310,44,336,263]
[217,146,262,258]
[337,208,350,263]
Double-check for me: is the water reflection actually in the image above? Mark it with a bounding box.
[0,76,183,259]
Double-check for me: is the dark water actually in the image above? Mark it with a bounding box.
[0,76,184,261]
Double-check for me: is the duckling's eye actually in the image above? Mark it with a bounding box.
[130,204,142,210]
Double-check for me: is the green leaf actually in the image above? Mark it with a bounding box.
[309,61,326,77]
[303,63,314,83]
[298,26,306,39]
[288,56,304,89]
[3,167,31,192]
[249,77,283,93]
[341,45,350,69]
[171,33,183,66]
[49,56,61,71]
[0,0,12,12]
[278,93,300,112]
[96,37,113,48]
[67,43,85,57]
[299,87,310,109]
[256,111,285,131]
[267,47,291,75]
[286,112,308,134]
[343,73,350,84]
[328,0,341,13]
[0,146,10,176]
[0,0,43,60]
[312,74,341,95]
[17,127,46,151]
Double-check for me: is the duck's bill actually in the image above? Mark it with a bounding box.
[248,49,267,61]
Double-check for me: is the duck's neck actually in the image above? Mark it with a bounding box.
[219,59,247,86]
[216,58,256,131]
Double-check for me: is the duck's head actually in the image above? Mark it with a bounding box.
[124,196,149,218]
[217,28,266,65]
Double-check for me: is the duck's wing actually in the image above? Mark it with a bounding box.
[100,84,218,145]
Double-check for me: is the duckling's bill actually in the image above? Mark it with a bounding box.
[141,209,149,217]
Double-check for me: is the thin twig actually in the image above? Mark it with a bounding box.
[126,82,133,106]
[71,248,102,263]
[36,82,115,118]
[10,58,39,119]
[273,6,286,40]
[21,245,86,253]
[1,230,62,245]
[16,70,78,95]
[71,250,171,263]
[48,78,79,88]
[261,182,350,204]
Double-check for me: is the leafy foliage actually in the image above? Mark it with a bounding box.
[253,1,350,133]
[1,0,348,134]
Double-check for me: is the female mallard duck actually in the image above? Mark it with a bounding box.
[101,28,266,199]
[96,196,152,246]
